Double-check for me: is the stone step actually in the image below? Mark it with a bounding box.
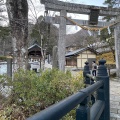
[111,108,119,114]
[110,105,120,110]
[110,101,120,119]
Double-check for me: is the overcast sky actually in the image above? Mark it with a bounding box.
[61,0,106,6]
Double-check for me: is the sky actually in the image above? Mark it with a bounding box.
[63,0,106,6]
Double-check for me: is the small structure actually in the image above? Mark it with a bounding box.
[65,47,98,68]
[28,41,43,72]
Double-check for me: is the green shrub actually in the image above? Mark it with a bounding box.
[1,69,84,119]
[0,56,7,61]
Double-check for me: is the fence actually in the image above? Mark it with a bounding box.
[0,58,12,77]
[27,59,110,120]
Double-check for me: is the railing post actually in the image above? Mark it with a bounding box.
[96,59,110,120]
[83,62,95,104]
[76,96,90,120]
[83,61,90,85]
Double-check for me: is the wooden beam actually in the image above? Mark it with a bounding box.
[45,16,111,27]
[40,0,120,16]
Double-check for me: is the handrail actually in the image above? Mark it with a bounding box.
[27,81,103,120]
[90,100,105,120]
[27,91,86,120]
[80,81,103,94]
[27,59,110,120]
[86,73,96,81]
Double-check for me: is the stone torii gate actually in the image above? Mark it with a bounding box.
[40,0,120,77]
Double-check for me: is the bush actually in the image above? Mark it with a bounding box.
[0,69,84,119]
[0,56,7,61]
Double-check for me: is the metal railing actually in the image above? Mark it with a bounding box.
[27,59,110,120]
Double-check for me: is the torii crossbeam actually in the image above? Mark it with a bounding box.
[41,0,119,16]
[45,16,113,27]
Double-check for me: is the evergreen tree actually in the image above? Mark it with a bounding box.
[98,28,115,60]
[104,0,120,8]
[103,0,120,21]
[102,0,119,61]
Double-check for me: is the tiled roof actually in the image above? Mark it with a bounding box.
[28,44,41,50]
[65,47,98,57]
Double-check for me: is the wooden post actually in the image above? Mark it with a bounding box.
[7,57,12,77]
[114,25,120,78]
[58,10,66,71]
[96,59,110,120]
[76,96,90,120]
[83,61,90,85]
[52,46,58,69]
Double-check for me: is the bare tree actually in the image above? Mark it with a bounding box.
[0,0,7,23]
[6,0,28,71]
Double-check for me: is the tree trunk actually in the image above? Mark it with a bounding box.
[6,0,28,71]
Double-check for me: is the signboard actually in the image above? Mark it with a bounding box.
[89,9,99,25]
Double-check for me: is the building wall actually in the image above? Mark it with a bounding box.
[77,50,96,68]
[66,57,77,66]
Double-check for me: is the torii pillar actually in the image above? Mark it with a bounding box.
[58,10,66,71]
[114,24,120,78]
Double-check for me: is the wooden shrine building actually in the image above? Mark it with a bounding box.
[28,41,42,58]
[65,47,98,68]
[28,41,43,72]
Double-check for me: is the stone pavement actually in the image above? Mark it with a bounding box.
[110,78,120,120]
